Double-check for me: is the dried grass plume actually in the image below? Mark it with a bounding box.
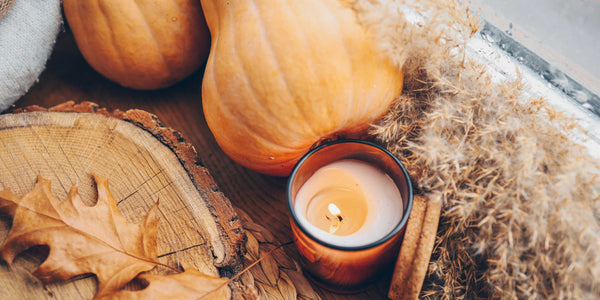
[348,0,600,298]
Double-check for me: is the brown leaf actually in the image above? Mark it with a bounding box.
[0,188,20,217]
[245,230,260,260]
[259,249,279,287]
[284,269,320,300]
[100,266,230,300]
[276,271,297,300]
[0,175,159,297]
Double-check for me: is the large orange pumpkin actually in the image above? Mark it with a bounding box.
[63,0,210,90]
[201,0,404,176]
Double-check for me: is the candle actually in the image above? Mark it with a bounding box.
[294,159,403,247]
[287,140,413,292]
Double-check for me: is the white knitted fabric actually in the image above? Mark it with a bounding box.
[0,0,61,112]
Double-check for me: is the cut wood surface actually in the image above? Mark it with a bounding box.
[0,102,245,299]
[7,29,400,299]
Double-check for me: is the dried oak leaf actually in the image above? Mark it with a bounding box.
[0,175,159,297]
[100,265,230,300]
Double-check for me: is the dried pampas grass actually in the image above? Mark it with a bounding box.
[348,0,600,298]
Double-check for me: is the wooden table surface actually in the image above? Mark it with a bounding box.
[11,31,392,299]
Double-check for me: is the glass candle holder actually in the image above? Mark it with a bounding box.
[287,140,413,293]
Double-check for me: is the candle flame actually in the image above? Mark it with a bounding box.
[328,203,341,216]
[327,203,343,234]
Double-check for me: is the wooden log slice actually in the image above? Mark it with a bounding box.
[0,101,246,299]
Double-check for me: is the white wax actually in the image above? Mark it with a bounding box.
[294,159,404,247]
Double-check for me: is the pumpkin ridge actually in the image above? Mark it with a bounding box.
[167,0,181,13]
[254,1,318,138]
[131,0,172,78]
[234,0,310,138]
[206,43,300,154]
[320,0,356,130]
[97,0,127,77]
[211,101,302,154]
[200,0,218,34]
[71,3,89,61]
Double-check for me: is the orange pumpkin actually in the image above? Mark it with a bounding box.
[63,0,210,90]
[201,0,404,176]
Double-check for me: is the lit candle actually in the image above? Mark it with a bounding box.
[294,159,403,247]
[287,140,413,292]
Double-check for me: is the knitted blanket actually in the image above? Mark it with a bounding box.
[0,0,61,112]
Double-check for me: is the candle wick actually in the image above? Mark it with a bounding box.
[326,215,343,222]
[326,213,343,234]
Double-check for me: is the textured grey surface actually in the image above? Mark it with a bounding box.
[470,0,600,94]
[466,0,600,158]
